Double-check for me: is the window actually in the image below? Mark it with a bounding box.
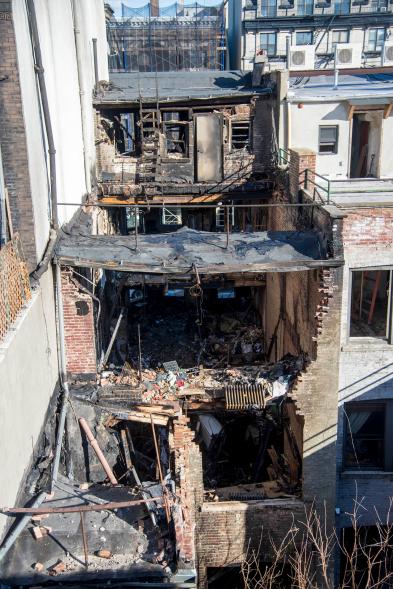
[215,206,235,229]
[367,27,385,52]
[260,32,277,56]
[297,0,313,16]
[333,0,350,14]
[231,121,250,150]
[332,29,349,48]
[162,207,182,226]
[296,31,313,45]
[260,0,277,17]
[344,402,387,469]
[350,270,391,339]
[163,111,189,157]
[318,125,338,154]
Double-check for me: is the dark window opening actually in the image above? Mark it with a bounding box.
[344,402,385,469]
[163,111,189,157]
[319,125,338,154]
[350,270,391,338]
[231,121,250,150]
[101,111,141,156]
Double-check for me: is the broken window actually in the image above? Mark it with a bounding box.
[101,110,141,156]
[163,111,189,157]
[231,121,250,151]
[344,402,387,469]
[349,269,391,339]
[319,125,338,154]
[162,206,182,226]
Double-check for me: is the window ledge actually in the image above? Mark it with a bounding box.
[161,157,191,164]
[341,470,393,479]
[341,339,392,352]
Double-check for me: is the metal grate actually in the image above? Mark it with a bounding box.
[0,234,31,342]
[225,384,266,410]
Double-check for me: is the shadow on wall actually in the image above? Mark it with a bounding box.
[336,360,393,529]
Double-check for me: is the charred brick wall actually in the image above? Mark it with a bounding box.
[61,268,97,378]
[171,415,204,566]
[0,2,37,270]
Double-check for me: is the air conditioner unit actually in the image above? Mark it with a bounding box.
[383,41,393,65]
[336,43,362,69]
[289,45,315,70]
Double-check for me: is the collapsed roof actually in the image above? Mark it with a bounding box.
[55,227,340,274]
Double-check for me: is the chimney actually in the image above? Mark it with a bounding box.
[252,51,267,86]
[150,0,159,16]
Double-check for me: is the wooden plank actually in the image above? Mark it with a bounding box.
[347,104,355,121]
[383,103,393,119]
[284,402,303,455]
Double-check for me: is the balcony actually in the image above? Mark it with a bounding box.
[300,170,393,206]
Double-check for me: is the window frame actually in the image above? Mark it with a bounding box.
[318,125,339,155]
[259,32,277,56]
[259,0,278,17]
[331,29,350,48]
[230,120,251,151]
[348,267,393,343]
[296,31,313,45]
[367,27,386,52]
[343,401,393,472]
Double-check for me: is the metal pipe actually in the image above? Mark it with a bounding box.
[51,263,70,492]
[57,201,323,209]
[333,44,339,90]
[0,492,47,562]
[80,512,89,568]
[92,38,99,88]
[0,496,163,515]
[30,228,58,281]
[137,323,143,381]
[286,36,291,70]
[0,143,7,244]
[225,206,230,249]
[134,206,139,251]
[79,418,118,485]
[71,0,92,195]
[26,0,58,228]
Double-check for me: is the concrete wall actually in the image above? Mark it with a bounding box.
[0,270,58,538]
[289,101,393,179]
[336,208,393,529]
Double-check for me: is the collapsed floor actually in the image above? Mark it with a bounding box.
[1,272,310,585]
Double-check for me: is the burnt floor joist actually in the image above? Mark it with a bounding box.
[55,227,343,274]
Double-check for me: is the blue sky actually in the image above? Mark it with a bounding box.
[108,0,221,16]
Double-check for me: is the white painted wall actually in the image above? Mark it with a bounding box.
[288,100,393,179]
[290,101,350,178]
[12,0,108,235]
[0,270,58,538]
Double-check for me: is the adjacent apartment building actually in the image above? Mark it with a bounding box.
[228,0,393,71]
[281,69,393,555]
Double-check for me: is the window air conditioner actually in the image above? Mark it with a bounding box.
[336,43,362,68]
[289,45,315,70]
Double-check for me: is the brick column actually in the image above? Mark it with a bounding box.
[61,268,97,378]
[289,148,316,200]
[171,415,203,566]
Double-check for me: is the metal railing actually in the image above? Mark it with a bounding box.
[278,147,291,166]
[0,234,31,342]
[300,169,331,203]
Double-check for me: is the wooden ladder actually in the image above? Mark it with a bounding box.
[359,271,381,325]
